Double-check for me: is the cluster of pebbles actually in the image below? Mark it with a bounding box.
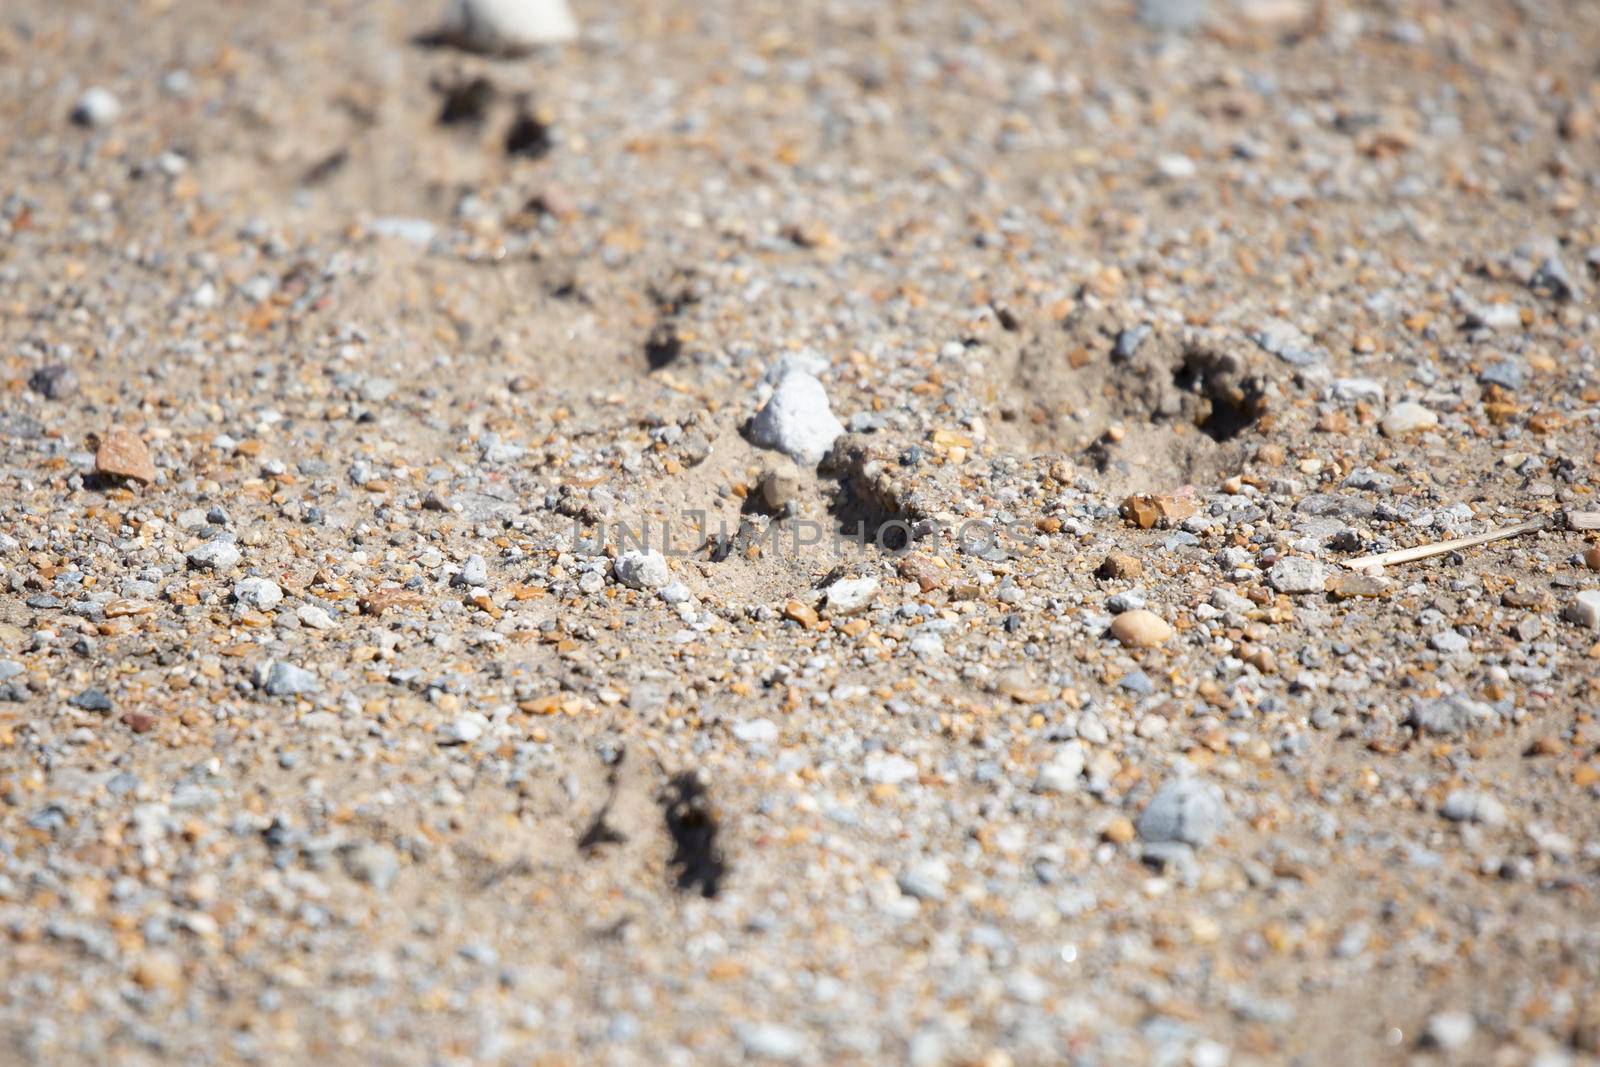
[3,0,1600,1063]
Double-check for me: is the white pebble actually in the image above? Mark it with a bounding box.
[1564,590,1600,629]
[437,0,577,54]
[439,713,488,745]
[232,576,283,610]
[1032,741,1086,795]
[1380,401,1439,437]
[71,87,121,128]
[614,549,670,590]
[822,576,878,616]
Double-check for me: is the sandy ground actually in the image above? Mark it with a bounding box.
[2,0,1600,1064]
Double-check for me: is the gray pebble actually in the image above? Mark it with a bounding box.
[1138,778,1227,847]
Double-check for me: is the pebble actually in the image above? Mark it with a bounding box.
[439,713,488,745]
[1109,609,1172,647]
[1033,741,1086,794]
[732,718,779,744]
[759,458,803,510]
[1138,0,1207,29]
[1267,558,1325,595]
[736,1022,807,1062]
[456,553,489,588]
[296,605,336,630]
[94,427,157,484]
[28,365,78,399]
[186,542,242,572]
[822,576,879,616]
[614,550,670,590]
[1409,693,1498,736]
[435,0,578,53]
[260,661,319,697]
[69,688,113,712]
[1097,553,1143,580]
[70,87,121,128]
[1423,1010,1475,1051]
[1440,790,1506,827]
[233,577,283,611]
[341,843,400,891]
[862,753,917,786]
[898,858,951,902]
[1563,590,1600,629]
[1137,778,1227,847]
[747,370,845,466]
[1380,402,1439,437]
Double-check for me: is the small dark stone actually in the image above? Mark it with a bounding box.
[28,365,78,399]
[70,687,113,712]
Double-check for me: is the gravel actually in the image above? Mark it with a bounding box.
[4,2,1598,1063]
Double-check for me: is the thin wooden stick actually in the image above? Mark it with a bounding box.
[1341,517,1548,571]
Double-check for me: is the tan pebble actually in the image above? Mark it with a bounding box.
[1109,609,1172,647]
[1583,547,1600,571]
[1120,494,1160,529]
[1102,815,1135,844]
[1097,553,1143,580]
[782,600,819,628]
[133,952,184,991]
[95,427,157,484]
[760,458,803,510]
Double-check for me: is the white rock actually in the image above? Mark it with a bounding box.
[1155,153,1197,180]
[1329,377,1385,403]
[736,1023,807,1062]
[614,549,670,590]
[731,718,778,744]
[296,604,336,630]
[71,87,121,128]
[1469,303,1522,332]
[1033,741,1086,794]
[747,370,845,466]
[439,713,488,745]
[186,541,241,572]
[862,752,917,785]
[1564,590,1600,629]
[436,0,577,54]
[822,576,879,616]
[1440,790,1506,827]
[1266,557,1324,595]
[1380,401,1439,437]
[1424,1010,1475,1051]
[897,858,950,901]
[232,577,283,611]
